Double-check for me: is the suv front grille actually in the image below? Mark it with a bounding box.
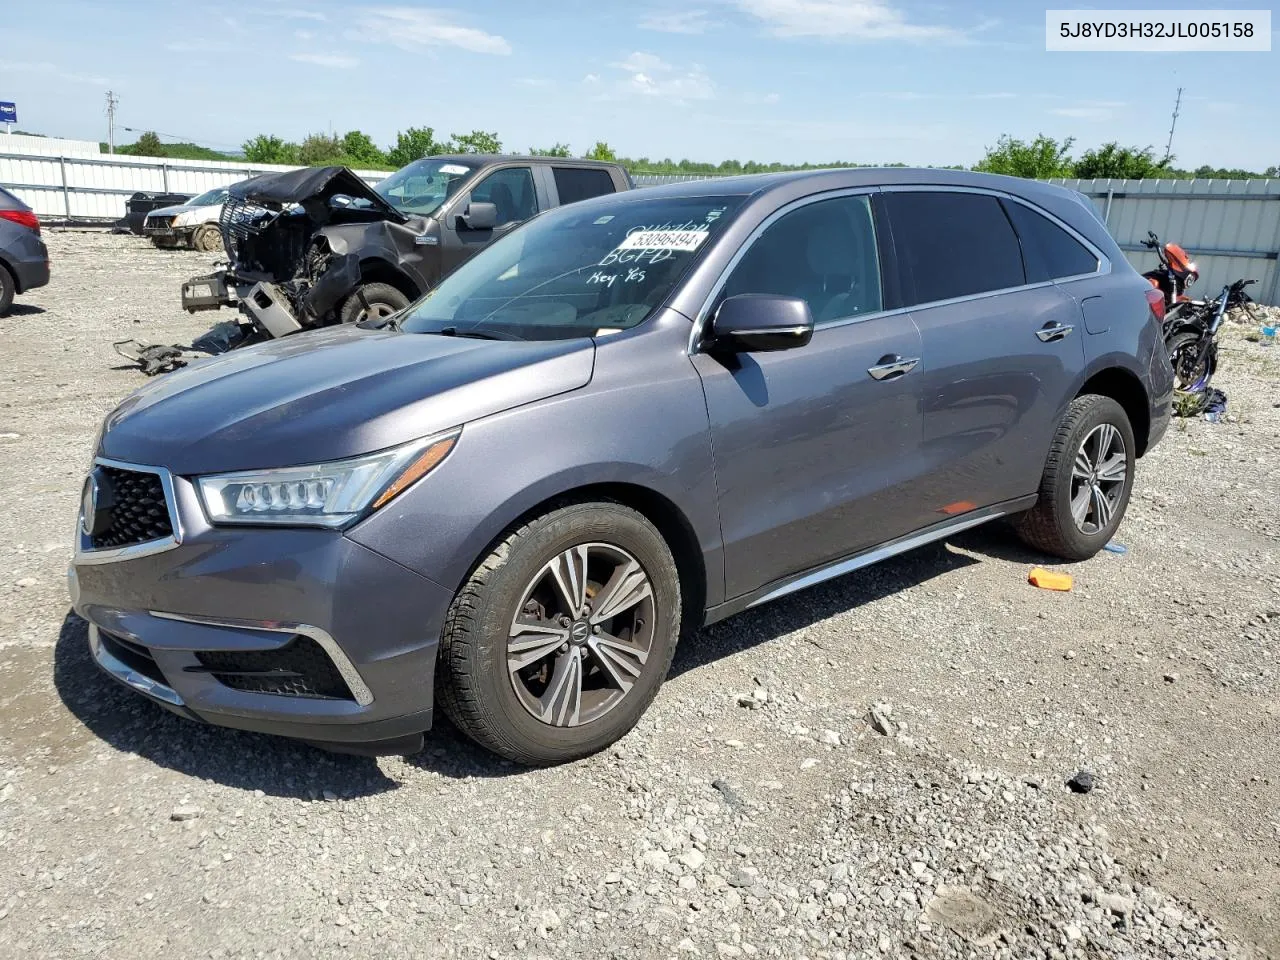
[91,466,175,550]
[193,637,354,701]
[146,216,174,230]
[220,196,306,278]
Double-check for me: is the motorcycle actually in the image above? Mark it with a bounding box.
[1141,230,1199,315]
[1163,277,1258,394]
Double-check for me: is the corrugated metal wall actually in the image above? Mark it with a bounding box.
[0,151,387,223]
[1051,178,1280,307]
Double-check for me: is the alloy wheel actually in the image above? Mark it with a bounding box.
[359,302,398,322]
[1069,423,1127,535]
[506,543,655,728]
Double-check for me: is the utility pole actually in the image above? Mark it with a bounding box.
[1162,86,1182,166]
[105,90,119,154]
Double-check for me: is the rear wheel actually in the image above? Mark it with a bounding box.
[1013,394,1135,561]
[338,282,410,324]
[0,264,14,315]
[436,502,681,765]
[192,224,223,252]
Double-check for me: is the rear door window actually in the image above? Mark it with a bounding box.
[552,167,617,205]
[883,191,1025,306]
[1003,200,1100,281]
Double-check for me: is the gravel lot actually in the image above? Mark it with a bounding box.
[1,231,1277,960]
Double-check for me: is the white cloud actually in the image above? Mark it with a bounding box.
[606,51,714,102]
[357,7,511,55]
[1052,100,1126,121]
[735,0,963,41]
[264,7,327,20]
[517,77,553,87]
[295,29,315,40]
[583,73,601,83]
[290,52,360,68]
[0,60,107,86]
[639,10,714,34]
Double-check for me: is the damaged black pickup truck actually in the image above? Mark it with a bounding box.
[180,155,633,342]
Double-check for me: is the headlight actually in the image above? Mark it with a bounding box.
[196,430,459,528]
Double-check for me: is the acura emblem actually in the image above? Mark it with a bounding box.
[80,469,114,538]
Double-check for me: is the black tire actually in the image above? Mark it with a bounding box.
[0,263,14,316]
[192,224,223,253]
[437,502,681,766]
[1167,330,1215,392]
[1013,394,1136,561]
[337,282,410,324]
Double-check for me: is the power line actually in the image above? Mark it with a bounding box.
[119,124,239,150]
[104,90,119,154]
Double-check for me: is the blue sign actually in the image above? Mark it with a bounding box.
[0,102,15,124]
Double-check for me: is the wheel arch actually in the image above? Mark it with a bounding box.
[1075,365,1152,456]
[357,257,421,301]
[470,481,708,641]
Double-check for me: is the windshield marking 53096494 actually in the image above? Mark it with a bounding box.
[400,196,744,341]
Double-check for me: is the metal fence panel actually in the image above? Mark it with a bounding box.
[0,151,387,224]
[1052,177,1280,306]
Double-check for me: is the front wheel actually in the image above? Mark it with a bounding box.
[436,502,681,765]
[1013,394,1136,561]
[191,224,223,252]
[337,282,410,324]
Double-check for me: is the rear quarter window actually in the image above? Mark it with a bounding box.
[552,167,617,206]
[883,191,1025,306]
[1003,200,1100,281]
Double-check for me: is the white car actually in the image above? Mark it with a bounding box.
[142,187,230,251]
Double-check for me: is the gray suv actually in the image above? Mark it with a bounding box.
[70,169,1173,765]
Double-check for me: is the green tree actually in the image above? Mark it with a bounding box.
[529,143,571,157]
[450,130,503,154]
[297,132,346,166]
[1072,142,1167,179]
[585,140,617,162]
[133,131,164,157]
[974,134,1075,179]
[387,127,445,168]
[242,134,299,165]
[340,130,389,168]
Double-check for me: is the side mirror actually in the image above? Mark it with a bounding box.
[708,294,814,353]
[458,201,498,231]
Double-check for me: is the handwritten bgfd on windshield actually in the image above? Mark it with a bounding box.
[618,229,709,252]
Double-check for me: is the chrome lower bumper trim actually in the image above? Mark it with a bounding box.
[149,611,375,707]
[89,623,185,707]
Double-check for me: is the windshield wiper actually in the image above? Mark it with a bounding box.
[435,325,523,341]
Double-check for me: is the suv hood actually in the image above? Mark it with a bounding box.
[230,166,406,224]
[147,201,204,219]
[99,326,595,474]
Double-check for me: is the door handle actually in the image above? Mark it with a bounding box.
[1036,322,1075,343]
[867,355,920,381]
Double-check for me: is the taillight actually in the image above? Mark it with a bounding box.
[1145,287,1165,323]
[0,209,40,235]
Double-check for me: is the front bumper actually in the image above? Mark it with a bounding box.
[144,226,193,247]
[70,464,453,753]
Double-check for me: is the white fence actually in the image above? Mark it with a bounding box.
[1051,177,1280,308]
[0,151,387,223]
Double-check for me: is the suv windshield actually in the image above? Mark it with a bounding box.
[189,188,227,207]
[399,195,743,340]
[373,159,474,216]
